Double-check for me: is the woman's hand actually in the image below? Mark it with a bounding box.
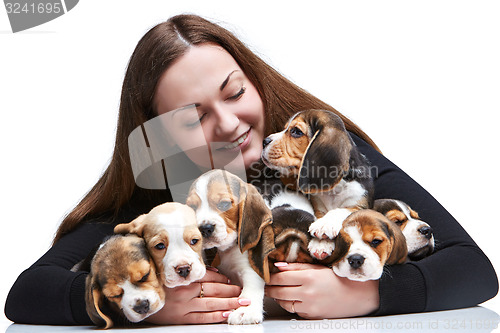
[265,262,379,319]
[146,268,249,324]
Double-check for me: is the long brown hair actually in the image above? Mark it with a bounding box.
[54,14,380,243]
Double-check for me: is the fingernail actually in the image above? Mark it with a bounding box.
[227,278,231,284]
[206,266,219,272]
[238,298,251,306]
[274,262,288,267]
[222,311,232,318]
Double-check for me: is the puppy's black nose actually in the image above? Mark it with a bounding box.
[418,226,433,239]
[199,224,215,238]
[348,255,365,269]
[133,299,150,314]
[176,264,191,278]
[263,137,273,148]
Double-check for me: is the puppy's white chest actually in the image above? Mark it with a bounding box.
[320,180,366,210]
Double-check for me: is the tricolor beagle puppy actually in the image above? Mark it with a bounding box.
[328,209,408,281]
[85,234,165,329]
[186,169,275,325]
[114,202,206,288]
[265,189,317,269]
[373,199,435,260]
[261,109,374,244]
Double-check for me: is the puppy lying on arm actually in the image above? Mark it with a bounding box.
[186,169,275,324]
[85,234,166,329]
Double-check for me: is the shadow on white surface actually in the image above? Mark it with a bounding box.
[5,306,499,333]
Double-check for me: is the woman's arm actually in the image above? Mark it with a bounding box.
[4,222,115,325]
[352,133,498,315]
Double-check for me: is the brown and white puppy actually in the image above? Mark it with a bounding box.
[186,169,275,325]
[261,109,374,244]
[266,190,317,270]
[85,234,165,329]
[329,210,408,281]
[373,199,434,260]
[114,202,206,288]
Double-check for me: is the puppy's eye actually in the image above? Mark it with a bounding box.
[290,127,304,138]
[154,243,166,250]
[394,220,404,226]
[190,238,199,246]
[217,201,232,212]
[109,293,123,299]
[370,239,383,248]
[138,271,150,283]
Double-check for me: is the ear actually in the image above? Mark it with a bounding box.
[386,220,408,265]
[114,214,147,236]
[238,183,275,282]
[298,125,352,194]
[85,273,114,329]
[324,231,351,265]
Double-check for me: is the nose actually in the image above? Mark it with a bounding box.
[418,226,433,239]
[263,137,273,148]
[348,254,365,269]
[213,106,240,137]
[133,299,150,314]
[175,264,192,278]
[199,223,215,238]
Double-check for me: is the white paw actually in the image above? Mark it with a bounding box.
[308,209,352,239]
[227,306,263,325]
[308,238,335,260]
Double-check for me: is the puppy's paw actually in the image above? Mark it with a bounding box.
[308,238,335,260]
[228,306,263,325]
[309,209,352,239]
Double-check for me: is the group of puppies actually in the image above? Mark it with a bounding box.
[84,109,435,328]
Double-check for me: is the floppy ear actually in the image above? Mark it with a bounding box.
[238,183,275,283]
[298,121,352,194]
[114,214,147,236]
[85,273,114,329]
[386,220,408,265]
[324,230,351,266]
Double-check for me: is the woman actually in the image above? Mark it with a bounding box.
[5,14,497,325]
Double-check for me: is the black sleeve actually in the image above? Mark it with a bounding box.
[350,134,499,315]
[4,222,116,325]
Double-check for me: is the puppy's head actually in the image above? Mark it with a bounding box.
[186,169,275,282]
[331,210,408,281]
[114,203,206,288]
[373,199,434,260]
[85,234,165,329]
[268,205,315,271]
[261,109,352,194]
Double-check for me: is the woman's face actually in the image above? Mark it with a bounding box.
[154,44,265,170]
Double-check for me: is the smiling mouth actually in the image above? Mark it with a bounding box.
[217,129,250,151]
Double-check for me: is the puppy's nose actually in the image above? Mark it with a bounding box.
[199,224,215,238]
[348,254,365,269]
[176,264,192,278]
[418,226,433,239]
[263,137,273,148]
[133,299,150,314]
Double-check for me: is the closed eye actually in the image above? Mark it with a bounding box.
[226,87,246,101]
[109,293,123,299]
[138,271,150,283]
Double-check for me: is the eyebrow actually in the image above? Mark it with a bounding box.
[220,70,238,91]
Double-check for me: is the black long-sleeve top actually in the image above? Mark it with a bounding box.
[4,134,498,325]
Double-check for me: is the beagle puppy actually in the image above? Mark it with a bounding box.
[85,234,165,329]
[266,189,317,270]
[329,209,408,281]
[114,202,206,288]
[261,109,374,245]
[373,199,435,260]
[186,169,275,325]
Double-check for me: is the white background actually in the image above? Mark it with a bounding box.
[1,0,499,330]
